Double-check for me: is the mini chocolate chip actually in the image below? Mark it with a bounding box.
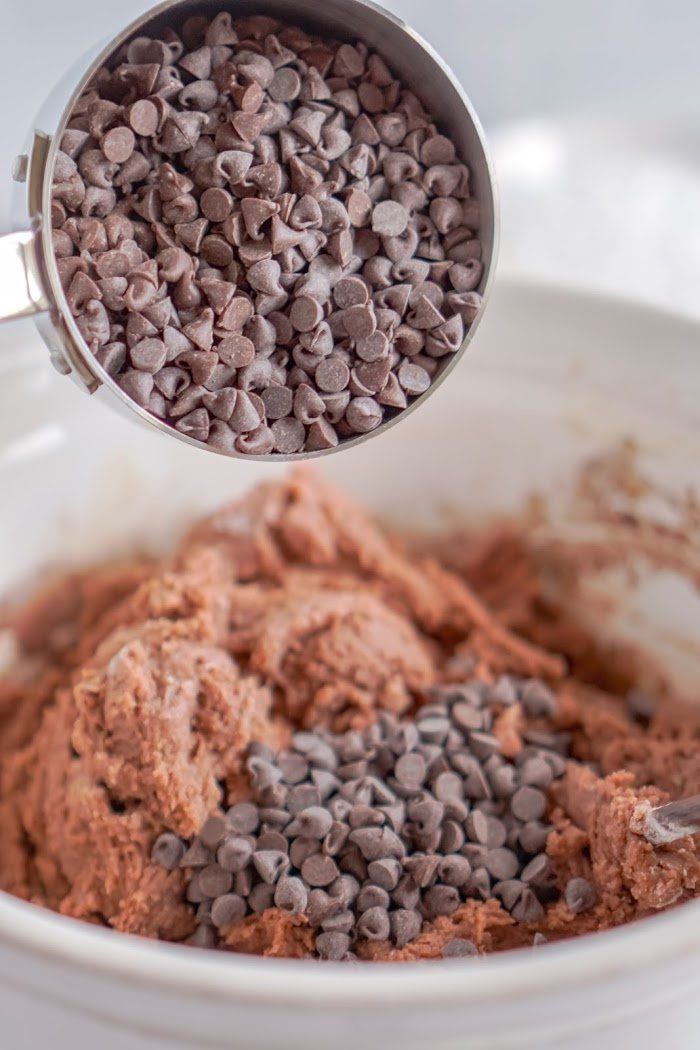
[357,906,390,941]
[565,877,598,914]
[423,884,460,918]
[248,883,275,913]
[484,848,519,881]
[227,802,260,835]
[261,384,294,420]
[217,836,254,873]
[210,893,247,928]
[394,752,427,790]
[151,832,185,870]
[520,853,552,886]
[433,771,464,802]
[315,357,350,393]
[271,417,306,453]
[292,806,334,839]
[438,854,472,888]
[512,888,545,924]
[252,849,290,884]
[519,756,555,788]
[345,396,383,434]
[367,858,402,891]
[301,854,340,887]
[179,839,213,869]
[511,786,548,823]
[198,864,234,898]
[390,908,422,948]
[200,814,230,849]
[315,931,351,960]
[519,679,557,718]
[274,876,308,914]
[442,938,477,958]
[102,127,136,164]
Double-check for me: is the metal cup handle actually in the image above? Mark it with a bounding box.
[0,230,50,322]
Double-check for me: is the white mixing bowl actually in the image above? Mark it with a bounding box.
[1,281,700,1050]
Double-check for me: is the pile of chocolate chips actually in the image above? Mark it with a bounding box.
[51,11,483,456]
[154,675,595,959]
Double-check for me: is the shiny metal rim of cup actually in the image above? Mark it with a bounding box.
[4,0,499,461]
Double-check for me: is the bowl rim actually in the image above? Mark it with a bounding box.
[2,281,700,1007]
[2,889,700,1006]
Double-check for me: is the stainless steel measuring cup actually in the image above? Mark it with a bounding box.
[0,0,498,459]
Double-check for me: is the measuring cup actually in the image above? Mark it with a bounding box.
[0,0,498,459]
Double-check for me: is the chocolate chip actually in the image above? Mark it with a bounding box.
[520,680,557,718]
[217,836,254,873]
[493,878,525,911]
[301,854,339,887]
[130,337,167,373]
[407,797,444,834]
[315,931,351,960]
[161,667,574,957]
[404,853,440,890]
[519,821,551,855]
[394,752,427,790]
[274,876,308,914]
[271,417,306,453]
[349,825,405,861]
[442,938,477,958]
[188,924,217,948]
[423,884,460,918]
[627,688,656,724]
[433,771,464,802]
[510,786,548,822]
[519,756,555,789]
[248,882,275,913]
[261,384,294,420]
[291,806,334,839]
[367,858,402,891]
[211,893,247,928]
[151,832,185,870]
[198,864,234,898]
[345,396,382,434]
[520,853,551,886]
[512,887,545,924]
[227,802,260,835]
[199,814,230,850]
[392,874,421,910]
[565,877,598,914]
[102,126,136,164]
[252,849,290,884]
[128,99,159,136]
[484,848,519,881]
[348,803,382,828]
[357,906,390,941]
[390,908,422,948]
[315,357,350,393]
[372,200,409,237]
[305,888,339,928]
[179,839,213,869]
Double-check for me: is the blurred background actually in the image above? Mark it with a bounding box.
[4,0,700,320]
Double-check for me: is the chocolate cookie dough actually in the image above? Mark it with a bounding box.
[1,470,699,957]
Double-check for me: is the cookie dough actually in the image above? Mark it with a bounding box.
[1,469,699,956]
